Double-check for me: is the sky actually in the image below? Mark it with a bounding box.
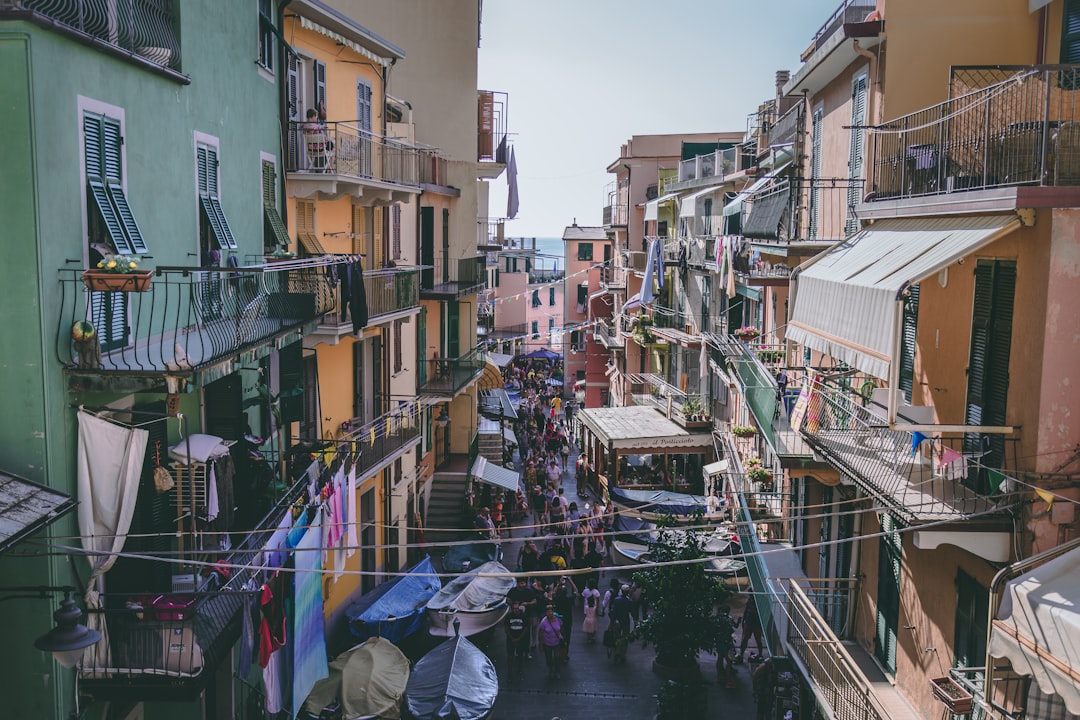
[477,0,846,238]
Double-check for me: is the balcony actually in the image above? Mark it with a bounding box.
[797,381,1023,524]
[419,256,486,299]
[310,264,419,344]
[483,323,527,341]
[598,264,626,290]
[419,147,450,188]
[418,347,485,398]
[667,146,747,192]
[3,0,184,79]
[58,261,338,392]
[626,373,712,430]
[784,0,882,96]
[477,217,506,251]
[339,403,423,478]
[602,202,628,227]
[286,121,421,202]
[592,318,623,349]
[740,177,861,251]
[867,66,1080,210]
[477,90,509,178]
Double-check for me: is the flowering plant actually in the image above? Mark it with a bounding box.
[731,425,756,438]
[734,326,760,341]
[746,465,773,484]
[743,456,763,469]
[95,254,141,274]
[271,248,296,259]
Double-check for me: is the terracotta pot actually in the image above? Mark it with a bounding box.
[929,676,974,715]
[82,269,153,292]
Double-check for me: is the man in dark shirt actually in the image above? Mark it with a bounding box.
[504,602,529,683]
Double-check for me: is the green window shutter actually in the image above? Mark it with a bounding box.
[314,60,327,118]
[198,146,237,249]
[578,242,593,261]
[898,283,920,404]
[810,106,823,239]
[84,113,134,255]
[531,320,538,336]
[446,302,460,358]
[279,342,304,423]
[1063,0,1080,63]
[261,160,290,249]
[549,286,555,305]
[90,291,130,352]
[417,307,427,386]
[846,76,867,235]
[101,116,148,253]
[954,571,989,671]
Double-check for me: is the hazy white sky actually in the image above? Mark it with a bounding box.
[478,0,846,237]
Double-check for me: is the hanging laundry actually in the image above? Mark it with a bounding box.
[293,508,329,718]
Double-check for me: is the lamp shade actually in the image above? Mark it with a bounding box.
[34,596,101,667]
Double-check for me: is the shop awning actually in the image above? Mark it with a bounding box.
[644,192,679,222]
[486,351,513,368]
[577,405,714,452]
[477,361,504,392]
[788,214,1020,380]
[989,543,1080,714]
[469,456,520,493]
[0,470,77,554]
[723,160,793,217]
[478,388,517,421]
[679,187,717,218]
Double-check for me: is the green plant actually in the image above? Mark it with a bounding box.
[743,456,763,469]
[731,425,756,438]
[270,247,296,259]
[746,465,773,484]
[681,397,703,416]
[631,517,735,672]
[756,349,784,363]
[734,325,760,341]
[93,254,141,273]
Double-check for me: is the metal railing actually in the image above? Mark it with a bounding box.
[797,381,1023,521]
[321,264,418,328]
[677,146,742,183]
[786,581,890,720]
[592,318,621,346]
[869,66,1080,201]
[603,202,628,226]
[806,0,877,56]
[950,667,1030,720]
[739,177,862,245]
[286,121,420,187]
[599,264,625,288]
[58,261,338,374]
[485,323,527,340]
[419,256,486,297]
[477,217,506,248]
[339,402,422,478]
[726,340,781,450]
[477,90,509,163]
[419,346,485,396]
[5,0,181,71]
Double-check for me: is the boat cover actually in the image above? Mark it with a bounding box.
[346,556,441,643]
[405,635,498,720]
[441,542,501,574]
[610,486,709,516]
[303,637,410,719]
[428,561,514,613]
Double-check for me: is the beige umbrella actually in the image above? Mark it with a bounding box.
[303,637,410,719]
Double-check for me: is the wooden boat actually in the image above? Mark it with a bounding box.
[345,556,441,644]
[611,530,746,577]
[426,561,515,637]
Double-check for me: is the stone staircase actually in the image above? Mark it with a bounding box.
[425,469,469,543]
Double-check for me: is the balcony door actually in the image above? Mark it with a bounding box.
[420,207,434,288]
[875,512,902,674]
[357,78,373,176]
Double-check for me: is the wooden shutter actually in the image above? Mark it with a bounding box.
[391,204,402,259]
[295,199,325,255]
[287,54,300,167]
[447,302,460,358]
[352,205,367,257]
[279,341,304,423]
[846,76,867,235]
[875,512,901,674]
[810,105,824,239]
[262,160,290,249]
[84,113,134,255]
[300,353,319,441]
[356,79,372,133]
[353,340,365,420]
[441,208,450,283]
[373,207,385,268]
[314,60,326,116]
[898,283,920,403]
[478,91,494,160]
[954,571,989,671]
[90,290,129,352]
[417,307,427,386]
[101,115,147,254]
[393,319,403,373]
[1063,0,1080,63]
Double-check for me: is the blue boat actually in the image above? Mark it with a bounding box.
[609,486,710,518]
[345,556,441,644]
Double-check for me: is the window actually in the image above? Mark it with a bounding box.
[549,318,555,334]
[570,330,581,350]
[576,283,588,307]
[531,320,539,337]
[531,289,542,308]
[954,571,989,673]
[809,104,824,239]
[314,60,326,116]
[196,140,237,252]
[257,0,275,72]
[577,243,593,261]
[549,286,556,305]
[300,353,319,440]
[84,111,148,256]
[295,200,325,255]
[702,198,713,236]
[1062,0,1080,63]
[261,159,290,251]
[393,319,403,373]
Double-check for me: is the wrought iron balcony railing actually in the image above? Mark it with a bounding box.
[4,0,182,72]
[286,121,420,187]
[419,256,486,299]
[477,90,509,164]
[869,66,1080,201]
[319,264,419,330]
[796,381,1022,522]
[58,261,338,378]
[339,402,422,479]
[419,346,485,397]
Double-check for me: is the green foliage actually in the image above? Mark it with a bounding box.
[631,516,735,668]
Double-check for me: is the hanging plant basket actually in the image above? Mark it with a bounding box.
[82,269,153,293]
[929,676,974,715]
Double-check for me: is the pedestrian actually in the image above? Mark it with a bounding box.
[517,540,540,575]
[528,579,546,652]
[601,578,619,618]
[546,459,562,488]
[504,602,529,683]
[752,656,776,720]
[538,605,565,679]
[581,579,601,644]
[560,435,570,470]
[739,595,764,661]
[608,585,633,663]
[551,575,578,653]
[474,506,496,541]
[715,605,737,687]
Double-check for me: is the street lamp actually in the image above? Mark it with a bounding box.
[1,586,101,667]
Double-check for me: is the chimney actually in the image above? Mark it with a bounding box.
[775,70,791,96]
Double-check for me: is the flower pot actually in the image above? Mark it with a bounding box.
[82,269,153,293]
[930,676,974,715]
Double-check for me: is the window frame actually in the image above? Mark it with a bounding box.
[257,0,275,75]
[577,242,594,261]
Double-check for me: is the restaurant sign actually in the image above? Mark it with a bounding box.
[611,434,714,451]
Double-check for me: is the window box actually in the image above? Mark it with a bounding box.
[929,676,974,715]
[82,270,153,293]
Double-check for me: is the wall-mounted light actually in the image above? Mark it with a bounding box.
[0,587,101,667]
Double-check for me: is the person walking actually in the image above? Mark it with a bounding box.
[608,585,633,664]
[581,579,601,644]
[739,595,764,661]
[551,575,578,654]
[504,602,529,684]
[537,605,565,679]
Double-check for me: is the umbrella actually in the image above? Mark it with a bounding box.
[405,634,498,720]
[520,348,561,361]
[303,637,411,719]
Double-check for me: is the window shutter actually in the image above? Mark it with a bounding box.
[531,320,538,336]
[101,117,148,253]
[393,319,403,373]
[262,160,290,250]
[391,204,401,259]
[549,287,555,305]
[90,290,129,352]
[810,106,824,239]
[357,79,372,133]
[898,283,920,403]
[300,354,319,441]
[196,145,210,196]
[201,146,237,249]
[314,60,326,116]
[279,342,304,423]
[373,207,385,268]
[84,113,134,255]
[846,76,867,235]
[447,302,460,358]
[352,205,367,256]
[417,307,427,386]
[287,55,300,167]
[1062,0,1080,63]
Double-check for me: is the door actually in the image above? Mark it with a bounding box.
[875,512,901,674]
[357,78,373,176]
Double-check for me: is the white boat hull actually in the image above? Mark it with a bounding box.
[427,604,509,637]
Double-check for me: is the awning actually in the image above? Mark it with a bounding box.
[577,405,714,452]
[679,187,718,218]
[478,388,517,420]
[788,215,1021,380]
[989,544,1080,714]
[469,456,520,493]
[736,284,761,301]
[477,362,504,392]
[644,192,680,222]
[743,186,791,240]
[0,471,77,554]
[723,160,793,217]
[703,460,730,478]
[486,351,513,368]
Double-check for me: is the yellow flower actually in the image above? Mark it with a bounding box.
[97,260,105,269]
[128,261,137,270]
[105,260,117,269]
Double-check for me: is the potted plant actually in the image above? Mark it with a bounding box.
[681,397,702,421]
[266,248,297,262]
[82,254,153,292]
[732,425,756,438]
[930,675,974,715]
[733,325,760,342]
[746,464,773,489]
[743,456,763,469]
[632,517,734,718]
[633,315,656,344]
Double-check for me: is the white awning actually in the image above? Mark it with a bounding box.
[644,192,679,222]
[679,187,718,218]
[469,456,520,494]
[487,351,513,368]
[989,543,1080,714]
[723,160,793,216]
[703,460,729,478]
[787,215,1020,380]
